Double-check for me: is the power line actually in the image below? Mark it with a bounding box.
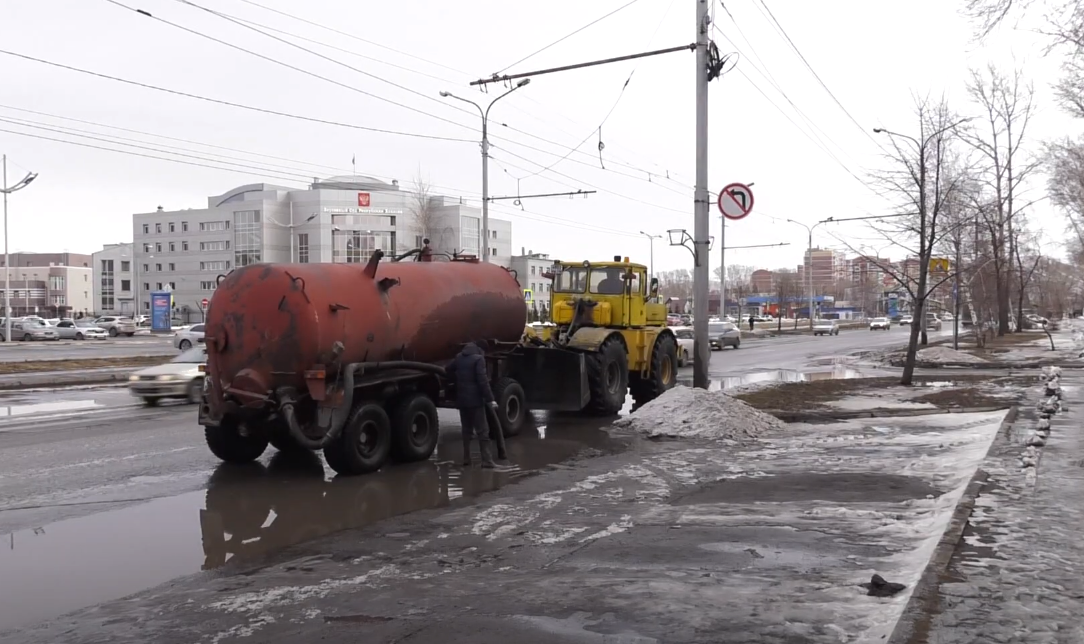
[0,50,472,142]
[494,0,644,74]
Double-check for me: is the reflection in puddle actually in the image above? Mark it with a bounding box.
[0,417,615,631]
[0,399,102,417]
[678,367,864,390]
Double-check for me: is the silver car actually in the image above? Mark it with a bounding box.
[708,321,741,349]
[55,319,109,340]
[94,315,137,337]
[173,323,206,350]
[813,319,840,336]
[11,320,59,341]
[128,347,207,406]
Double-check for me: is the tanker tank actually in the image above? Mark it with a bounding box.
[198,250,530,475]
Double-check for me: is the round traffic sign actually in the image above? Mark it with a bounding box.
[717,182,754,220]
[201,298,209,309]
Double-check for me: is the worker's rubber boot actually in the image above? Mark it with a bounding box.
[478,438,496,469]
[461,436,473,467]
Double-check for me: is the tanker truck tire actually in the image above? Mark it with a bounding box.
[323,403,392,476]
[630,334,678,408]
[205,419,269,464]
[492,377,526,437]
[585,336,629,415]
[389,393,439,462]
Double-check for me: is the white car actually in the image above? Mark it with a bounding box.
[672,326,695,366]
[869,317,891,331]
[173,323,205,350]
[94,316,137,337]
[128,346,207,406]
[55,319,109,340]
[900,315,914,326]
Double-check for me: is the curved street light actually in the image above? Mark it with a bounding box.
[439,79,531,263]
[1,155,38,342]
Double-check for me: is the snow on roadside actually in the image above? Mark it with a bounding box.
[916,346,989,364]
[613,385,784,440]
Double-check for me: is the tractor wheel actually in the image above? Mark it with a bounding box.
[323,402,392,476]
[389,393,440,462]
[205,417,268,464]
[631,334,679,408]
[491,377,527,437]
[585,335,629,415]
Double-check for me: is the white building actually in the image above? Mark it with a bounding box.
[130,176,512,322]
[0,252,93,318]
[509,249,555,313]
[91,243,136,316]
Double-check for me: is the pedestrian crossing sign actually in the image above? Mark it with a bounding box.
[524,289,533,302]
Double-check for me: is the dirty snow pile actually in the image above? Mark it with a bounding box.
[613,385,785,440]
[915,346,989,364]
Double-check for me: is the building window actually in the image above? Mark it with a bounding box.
[100,259,115,311]
[143,301,149,311]
[156,263,162,272]
[169,222,175,233]
[156,282,163,290]
[168,263,175,271]
[142,224,149,235]
[48,276,64,290]
[121,260,130,272]
[200,221,230,232]
[155,223,162,234]
[169,282,176,290]
[142,264,149,273]
[531,266,536,275]
[234,210,262,267]
[143,243,152,253]
[182,241,189,251]
[460,215,479,256]
[121,279,131,292]
[51,295,66,306]
[182,221,188,232]
[200,261,230,271]
[200,241,230,252]
[155,243,162,253]
[200,281,217,291]
[298,233,309,263]
[169,242,175,252]
[332,230,393,264]
[491,230,497,239]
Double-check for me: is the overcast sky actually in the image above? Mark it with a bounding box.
[1,0,1073,273]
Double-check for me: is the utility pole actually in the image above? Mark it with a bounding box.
[440,80,530,262]
[953,235,961,350]
[719,217,725,318]
[638,231,661,285]
[692,0,711,389]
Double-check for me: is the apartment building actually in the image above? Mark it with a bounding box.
[0,252,94,317]
[131,176,512,321]
[509,250,554,310]
[801,248,849,290]
[91,243,136,316]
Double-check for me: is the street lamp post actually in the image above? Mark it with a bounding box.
[439,79,530,263]
[638,231,662,285]
[0,155,37,342]
[268,204,318,263]
[786,217,835,330]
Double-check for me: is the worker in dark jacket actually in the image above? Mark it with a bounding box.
[448,339,497,468]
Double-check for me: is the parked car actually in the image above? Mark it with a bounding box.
[869,317,891,331]
[11,319,59,341]
[672,326,694,366]
[94,315,137,337]
[128,346,207,406]
[54,319,109,340]
[666,315,682,326]
[173,323,205,350]
[812,319,840,336]
[900,315,914,326]
[678,314,692,325]
[925,313,942,331]
[708,321,741,349]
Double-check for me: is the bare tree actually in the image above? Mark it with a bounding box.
[958,64,1038,335]
[773,270,799,331]
[658,269,693,301]
[407,170,447,251]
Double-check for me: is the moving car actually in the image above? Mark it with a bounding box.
[94,315,137,337]
[11,319,59,341]
[869,317,891,331]
[900,315,914,326]
[54,319,109,340]
[128,346,206,406]
[924,313,942,331]
[708,321,741,349]
[812,319,840,336]
[672,326,694,366]
[173,323,205,350]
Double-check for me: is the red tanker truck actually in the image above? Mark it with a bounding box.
[198,249,593,476]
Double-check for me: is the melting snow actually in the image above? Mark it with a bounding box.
[915,346,989,364]
[613,385,785,440]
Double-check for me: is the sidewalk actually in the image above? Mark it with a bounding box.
[920,370,1084,643]
[3,392,1011,644]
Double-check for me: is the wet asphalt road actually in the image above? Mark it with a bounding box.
[0,334,177,361]
[0,328,946,631]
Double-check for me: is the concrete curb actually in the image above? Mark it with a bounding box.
[886,406,1019,644]
[902,359,1084,369]
[764,405,1011,423]
[0,368,135,391]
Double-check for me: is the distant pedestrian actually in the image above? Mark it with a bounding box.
[448,339,497,468]
[749,316,755,332]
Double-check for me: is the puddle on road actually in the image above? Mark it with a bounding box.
[0,415,617,631]
[678,367,864,391]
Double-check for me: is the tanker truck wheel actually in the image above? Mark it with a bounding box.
[389,393,439,462]
[323,403,392,476]
[205,418,269,464]
[630,334,678,409]
[585,336,629,415]
[491,377,527,437]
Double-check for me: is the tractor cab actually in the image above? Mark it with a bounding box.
[547,257,667,330]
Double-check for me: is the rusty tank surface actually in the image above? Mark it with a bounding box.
[198,250,530,476]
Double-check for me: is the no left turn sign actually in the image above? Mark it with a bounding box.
[717,182,754,220]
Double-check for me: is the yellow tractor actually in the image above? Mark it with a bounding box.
[531,256,678,414]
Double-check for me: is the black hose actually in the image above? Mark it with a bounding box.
[357,361,446,377]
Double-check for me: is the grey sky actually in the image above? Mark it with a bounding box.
[1,0,1073,272]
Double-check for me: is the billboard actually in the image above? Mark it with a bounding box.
[151,291,173,333]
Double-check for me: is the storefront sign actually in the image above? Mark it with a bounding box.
[322,207,404,215]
